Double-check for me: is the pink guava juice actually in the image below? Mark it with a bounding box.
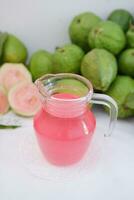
[34,93,96,166]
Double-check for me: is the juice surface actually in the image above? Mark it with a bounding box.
[34,93,96,166]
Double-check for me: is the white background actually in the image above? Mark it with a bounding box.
[0,0,134,200]
[0,0,133,56]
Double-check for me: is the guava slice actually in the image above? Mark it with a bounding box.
[8,81,41,117]
[0,63,32,91]
[0,85,9,115]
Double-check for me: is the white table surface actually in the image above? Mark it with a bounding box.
[0,108,134,200]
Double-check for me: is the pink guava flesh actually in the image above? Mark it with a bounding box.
[0,63,32,91]
[0,87,9,114]
[8,82,41,116]
[4,69,27,90]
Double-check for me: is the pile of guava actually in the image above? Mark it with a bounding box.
[69,9,134,118]
[0,8,134,119]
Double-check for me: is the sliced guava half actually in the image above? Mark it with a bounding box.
[8,81,41,117]
[0,63,32,91]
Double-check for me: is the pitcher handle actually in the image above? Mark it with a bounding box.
[90,93,118,137]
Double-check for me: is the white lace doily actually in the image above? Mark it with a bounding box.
[0,111,32,127]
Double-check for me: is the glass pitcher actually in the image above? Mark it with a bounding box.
[34,73,118,166]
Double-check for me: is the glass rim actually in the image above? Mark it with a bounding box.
[35,73,93,103]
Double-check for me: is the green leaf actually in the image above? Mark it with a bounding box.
[0,124,21,129]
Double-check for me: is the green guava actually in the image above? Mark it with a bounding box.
[106,75,134,118]
[55,78,88,97]
[81,49,117,91]
[53,44,84,74]
[2,34,27,63]
[88,21,126,55]
[69,12,101,51]
[126,24,134,48]
[108,9,134,32]
[0,85,9,115]
[8,81,41,117]
[0,32,8,62]
[29,50,53,81]
[118,49,134,78]
[0,63,32,91]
